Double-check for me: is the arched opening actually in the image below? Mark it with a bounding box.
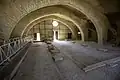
[23,16,79,41]
[27,19,74,41]
[87,21,98,42]
[10,5,110,44]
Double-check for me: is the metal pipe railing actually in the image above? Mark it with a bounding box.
[0,36,33,66]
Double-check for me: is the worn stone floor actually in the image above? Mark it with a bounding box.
[13,42,61,80]
[53,41,120,80]
[53,41,120,67]
[13,41,120,80]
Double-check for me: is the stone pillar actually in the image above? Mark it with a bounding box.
[91,31,97,41]
[83,27,88,41]
[82,21,89,41]
[72,26,78,40]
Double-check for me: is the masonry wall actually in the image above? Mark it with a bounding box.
[28,20,72,40]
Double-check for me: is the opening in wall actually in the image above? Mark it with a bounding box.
[37,33,40,41]
[53,31,58,41]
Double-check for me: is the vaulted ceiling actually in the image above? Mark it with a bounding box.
[0,0,119,44]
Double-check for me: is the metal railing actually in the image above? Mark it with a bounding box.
[0,37,33,66]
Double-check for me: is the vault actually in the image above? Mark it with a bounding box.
[1,0,110,44]
[11,6,87,42]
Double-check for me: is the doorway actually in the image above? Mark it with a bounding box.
[68,33,72,39]
[56,31,58,40]
[34,33,37,40]
[53,31,58,40]
[33,33,40,41]
[36,33,40,41]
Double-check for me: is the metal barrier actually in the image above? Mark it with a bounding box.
[0,37,32,66]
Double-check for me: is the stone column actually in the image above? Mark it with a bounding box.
[81,21,89,41]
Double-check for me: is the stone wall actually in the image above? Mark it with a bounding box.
[28,20,73,40]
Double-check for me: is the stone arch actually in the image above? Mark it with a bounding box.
[11,7,87,42]
[23,16,78,40]
[9,0,110,44]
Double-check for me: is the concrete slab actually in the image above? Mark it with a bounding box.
[50,50,60,53]
[52,54,64,62]
[97,48,108,52]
